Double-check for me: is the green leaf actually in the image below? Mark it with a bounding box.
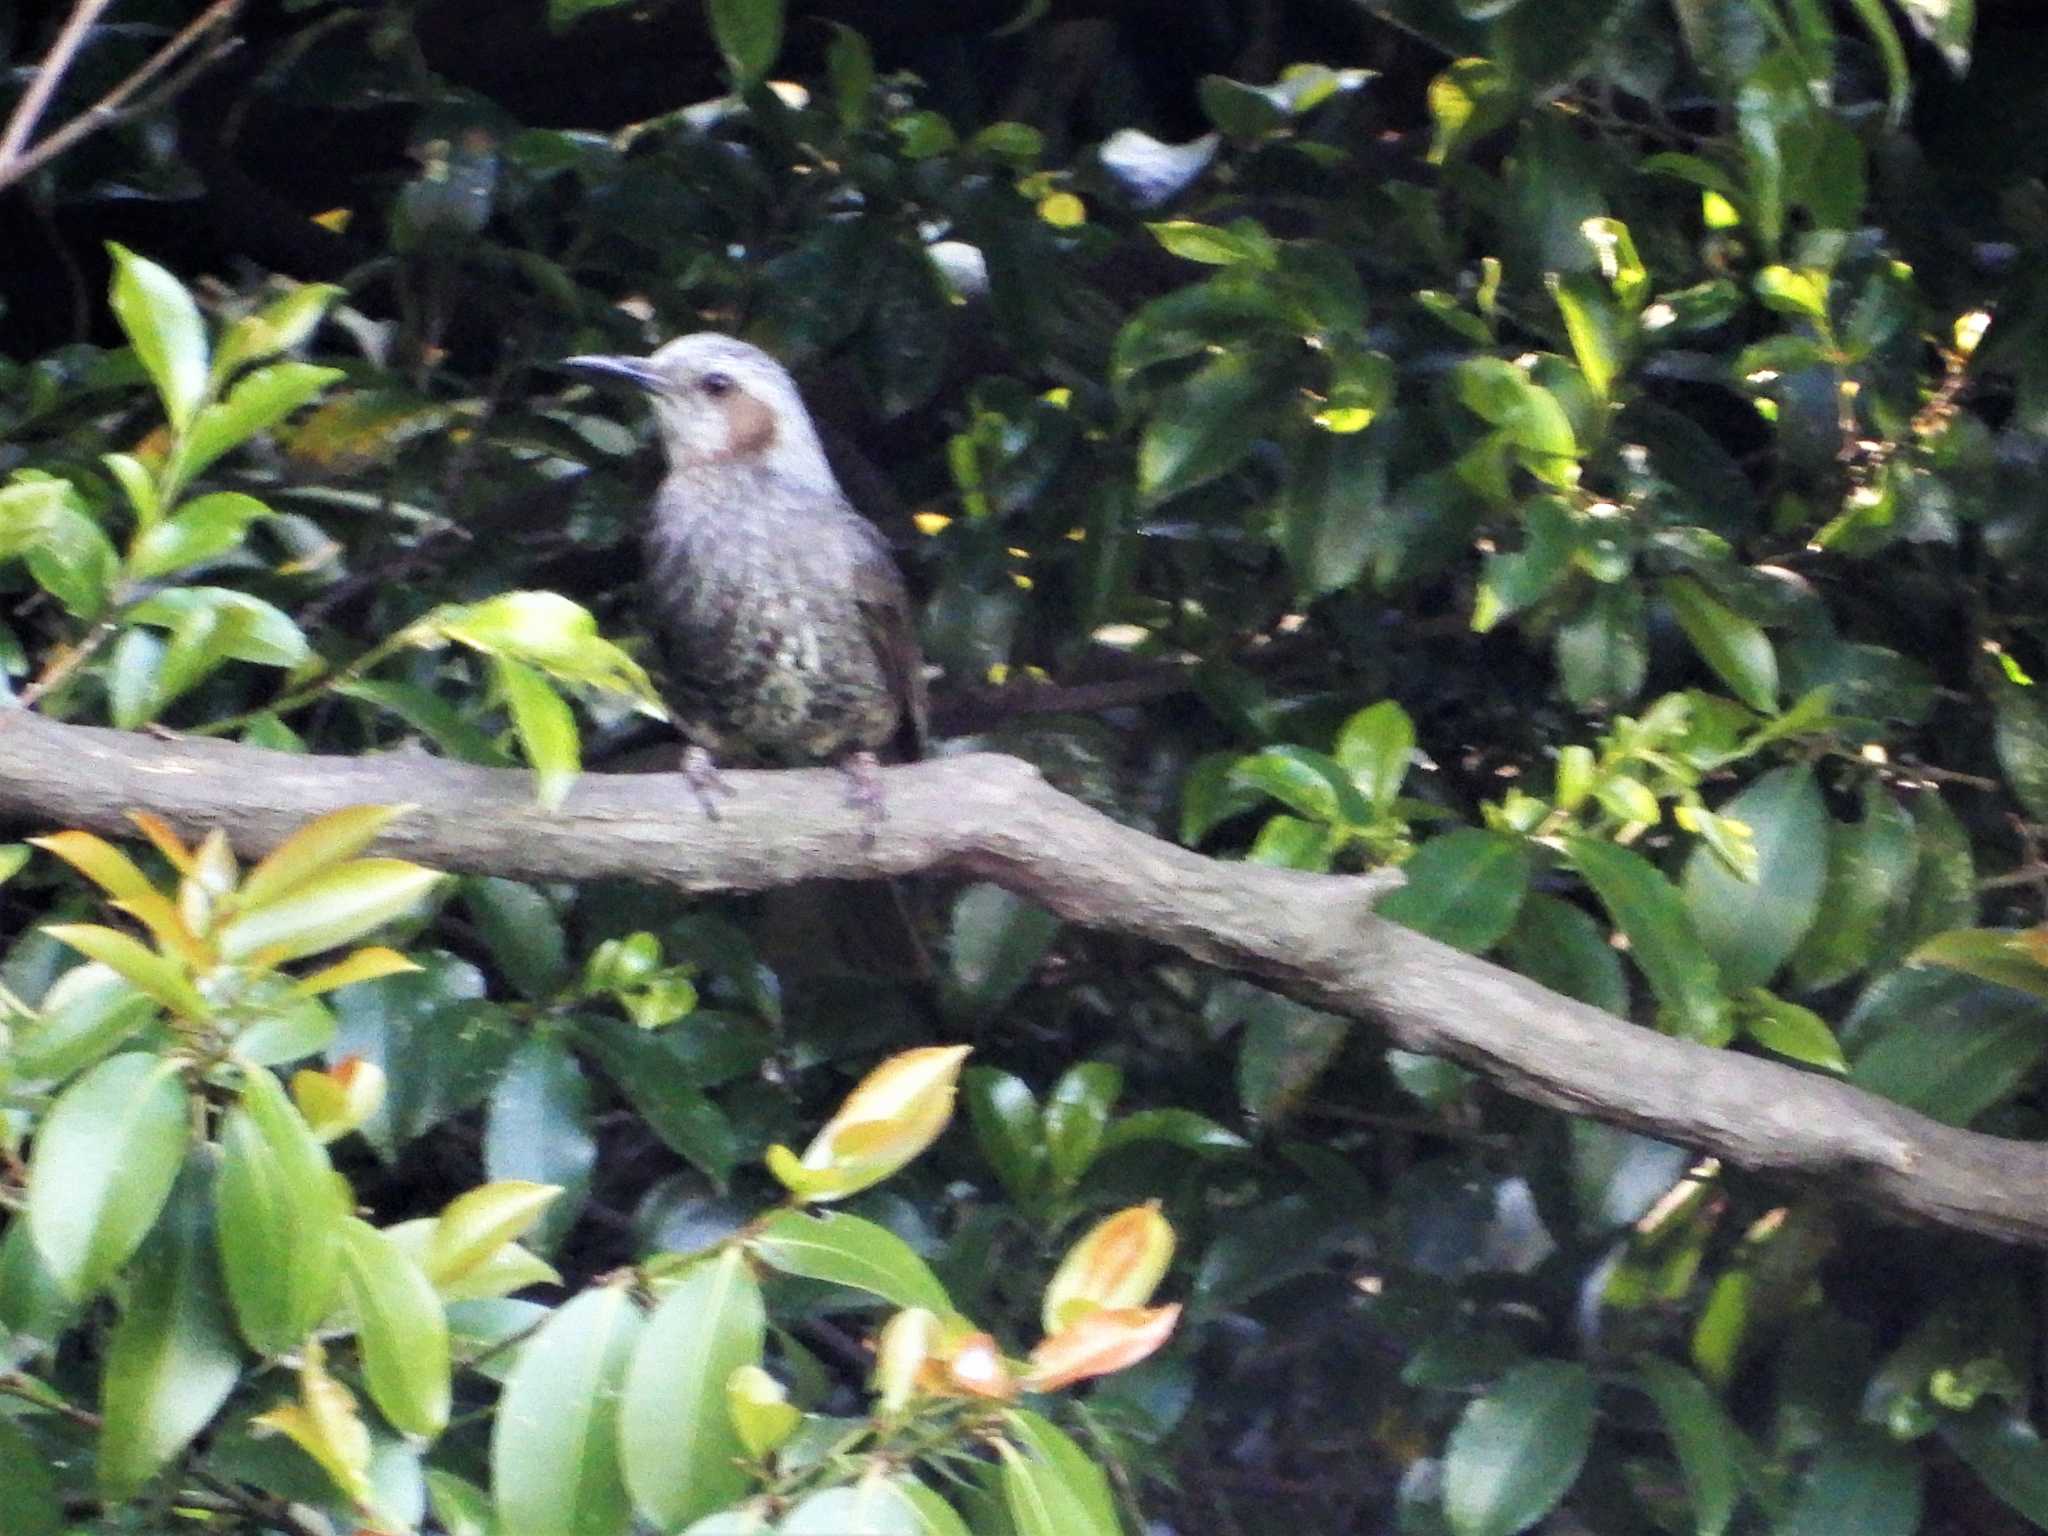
[127,587,310,668]
[1427,57,1517,164]
[1680,766,1828,990]
[619,1249,763,1530]
[1548,272,1629,401]
[12,963,159,1083]
[463,877,570,1001]
[1634,1356,1743,1536]
[1908,929,2048,1001]
[1453,357,1579,482]
[1992,678,2048,823]
[494,655,580,810]
[484,1038,595,1253]
[27,1051,190,1298]
[492,1287,642,1536]
[998,1410,1121,1536]
[1556,584,1647,710]
[1148,219,1276,267]
[1663,577,1778,713]
[825,22,874,129]
[1787,784,1917,991]
[707,0,783,87]
[239,804,413,911]
[1943,1413,2048,1527]
[97,1158,240,1498]
[423,591,656,702]
[750,1208,953,1314]
[1137,349,1275,505]
[1235,988,1349,1120]
[341,1217,452,1437]
[1443,1361,1597,1536]
[1378,830,1532,953]
[1501,893,1628,1014]
[220,859,443,963]
[1848,970,2048,1125]
[1753,265,1831,320]
[127,491,273,581]
[1739,989,1846,1073]
[0,1418,61,1536]
[945,883,1061,1025]
[1775,1432,1920,1536]
[1097,1107,1249,1156]
[1842,0,1911,128]
[1043,1061,1122,1190]
[213,282,343,383]
[216,1067,347,1355]
[573,1017,739,1182]
[1335,701,1416,813]
[173,363,343,490]
[781,1483,922,1535]
[964,1067,1046,1208]
[1567,838,1727,1042]
[1229,745,1373,827]
[1279,407,1390,596]
[108,244,210,432]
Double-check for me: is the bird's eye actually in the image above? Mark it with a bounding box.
[700,371,736,398]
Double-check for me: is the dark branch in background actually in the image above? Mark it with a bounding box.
[3,710,2043,1247]
[0,0,244,196]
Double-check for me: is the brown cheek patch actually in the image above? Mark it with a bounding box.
[722,390,779,458]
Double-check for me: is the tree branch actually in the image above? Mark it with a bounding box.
[1,707,2040,1246]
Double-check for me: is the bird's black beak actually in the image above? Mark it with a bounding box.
[560,354,667,393]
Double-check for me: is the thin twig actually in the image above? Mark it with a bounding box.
[0,0,242,195]
[0,0,116,168]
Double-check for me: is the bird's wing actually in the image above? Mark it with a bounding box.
[848,519,928,762]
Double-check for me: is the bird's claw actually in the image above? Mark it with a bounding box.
[683,745,737,820]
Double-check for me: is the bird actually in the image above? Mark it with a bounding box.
[561,333,927,809]
[563,333,931,975]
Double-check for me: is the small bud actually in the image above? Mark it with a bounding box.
[1041,1202,1175,1336]
[1024,1303,1182,1392]
[931,1330,1018,1402]
[726,1364,801,1459]
[766,1044,971,1203]
[873,1307,940,1413]
[291,1056,387,1143]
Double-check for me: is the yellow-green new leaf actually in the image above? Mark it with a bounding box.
[42,923,208,1019]
[493,655,580,811]
[239,804,415,910]
[425,1181,561,1288]
[292,945,422,997]
[219,859,443,963]
[107,244,209,432]
[620,1248,763,1530]
[339,1218,451,1438]
[28,1052,190,1299]
[493,1286,643,1536]
[98,1159,241,1497]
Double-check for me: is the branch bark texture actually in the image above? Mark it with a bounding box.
[3,707,2039,1246]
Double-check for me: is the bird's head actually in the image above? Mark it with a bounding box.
[562,333,832,483]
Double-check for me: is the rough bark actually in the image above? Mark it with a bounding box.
[2,706,2042,1245]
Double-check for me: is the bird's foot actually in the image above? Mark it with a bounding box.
[682,745,737,820]
[840,751,886,848]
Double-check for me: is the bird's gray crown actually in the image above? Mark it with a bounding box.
[565,332,835,486]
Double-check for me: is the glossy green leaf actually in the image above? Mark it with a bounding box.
[220,858,442,963]
[1663,577,1778,713]
[1556,584,1647,710]
[1043,1061,1122,1189]
[1635,1356,1742,1536]
[127,491,273,581]
[212,281,343,382]
[1443,1360,1597,1536]
[1739,989,1845,1072]
[1943,1413,2048,1526]
[484,1038,595,1252]
[964,1067,1047,1208]
[13,963,159,1083]
[216,1067,347,1355]
[340,1217,452,1437]
[27,1051,189,1299]
[1787,785,1917,991]
[1680,767,1828,990]
[946,883,1060,1025]
[1137,349,1274,505]
[1567,838,1727,1042]
[750,1208,952,1314]
[493,1286,642,1536]
[1148,219,1276,267]
[999,1410,1121,1536]
[97,1158,240,1497]
[1909,928,2048,1001]
[463,877,570,1001]
[1427,57,1517,164]
[1335,700,1416,812]
[174,363,343,489]
[1378,830,1532,953]
[1236,989,1348,1120]
[127,587,310,668]
[494,655,579,810]
[619,1248,762,1530]
[1229,745,1373,827]
[108,243,209,431]
[781,1482,922,1535]
[1849,970,2048,1125]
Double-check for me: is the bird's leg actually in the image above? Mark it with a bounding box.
[682,744,738,820]
[839,750,886,847]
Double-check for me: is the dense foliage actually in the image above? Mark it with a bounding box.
[8,0,2048,1531]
